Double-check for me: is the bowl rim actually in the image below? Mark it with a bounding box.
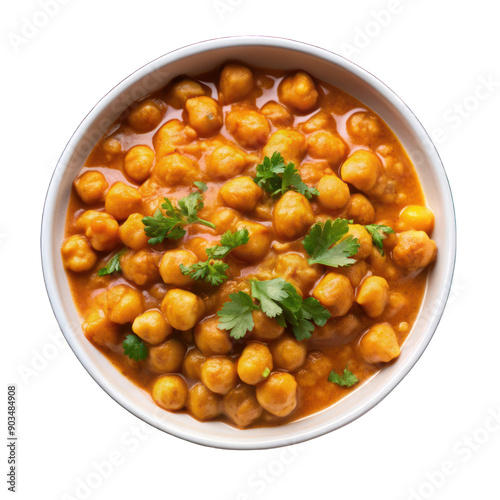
[40,35,456,450]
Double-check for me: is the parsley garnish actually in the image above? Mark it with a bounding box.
[303,218,360,268]
[122,334,148,361]
[328,366,359,388]
[180,229,249,286]
[217,278,330,341]
[98,248,127,277]
[142,185,215,245]
[365,224,394,256]
[254,152,319,200]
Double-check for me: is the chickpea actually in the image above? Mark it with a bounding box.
[206,144,248,180]
[273,191,314,240]
[260,101,293,128]
[153,119,197,159]
[256,372,297,417]
[263,129,306,165]
[61,235,97,272]
[200,357,238,395]
[119,213,148,250]
[183,348,206,380]
[317,174,351,211]
[347,193,375,224]
[226,109,270,149]
[312,314,362,342]
[270,334,307,372]
[209,207,240,234]
[120,249,160,286]
[337,259,368,288]
[400,205,435,234]
[132,309,172,345]
[75,210,105,232]
[127,99,163,133]
[231,221,272,262]
[359,323,400,363]
[159,249,198,287]
[340,150,381,192]
[106,284,144,324]
[194,317,233,356]
[296,351,333,387]
[166,78,207,108]
[278,72,318,113]
[250,310,284,342]
[161,289,206,331]
[82,310,120,346]
[313,273,354,317]
[356,276,389,318]
[298,161,331,185]
[237,343,273,385]
[187,384,221,421]
[307,130,347,167]
[85,214,120,252]
[223,384,263,427]
[385,291,408,318]
[347,224,373,260]
[152,375,188,411]
[301,111,335,134]
[105,182,142,221]
[154,153,200,187]
[347,111,383,142]
[148,337,187,373]
[185,96,223,137]
[392,230,437,269]
[124,146,154,183]
[219,176,263,213]
[183,237,211,262]
[73,170,108,204]
[219,64,254,103]
[274,253,322,292]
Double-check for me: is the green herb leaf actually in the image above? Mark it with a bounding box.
[122,334,148,361]
[328,366,359,388]
[365,224,395,256]
[217,291,258,339]
[254,152,318,199]
[180,229,249,286]
[303,218,360,267]
[142,186,215,245]
[98,248,127,277]
[194,181,208,192]
[262,367,271,378]
[250,278,289,318]
[301,297,331,327]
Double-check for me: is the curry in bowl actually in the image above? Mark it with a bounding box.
[60,64,437,428]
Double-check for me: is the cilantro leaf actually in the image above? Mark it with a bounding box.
[262,367,271,378]
[328,366,359,388]
[217,291,258,339]
[180,229,249,286]
[98,248,127,276]
[142,186,215,245]
[254,152,318,199]
[301,297,330,327]
[250,278,289,318]
[365,224,394,256]
[193,181,208,192]
[122,334,148,361]
[303,218,360,267]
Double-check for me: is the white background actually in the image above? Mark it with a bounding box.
[2,1,500,499]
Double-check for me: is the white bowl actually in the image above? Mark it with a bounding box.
[41,36,456,450]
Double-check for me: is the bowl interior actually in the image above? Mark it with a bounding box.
[41,37,455,449]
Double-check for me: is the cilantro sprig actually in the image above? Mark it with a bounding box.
[365,224,395,256]
[303,218,360,268]
[254,152,319,200]
[180,229,249,286]
[98,248,127,277]
[328,366,359,388]
[122,334,148,361]
[217,278,330,341]
[142,184,215,245]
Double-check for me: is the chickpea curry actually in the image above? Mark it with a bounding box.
[61,63,438,428]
